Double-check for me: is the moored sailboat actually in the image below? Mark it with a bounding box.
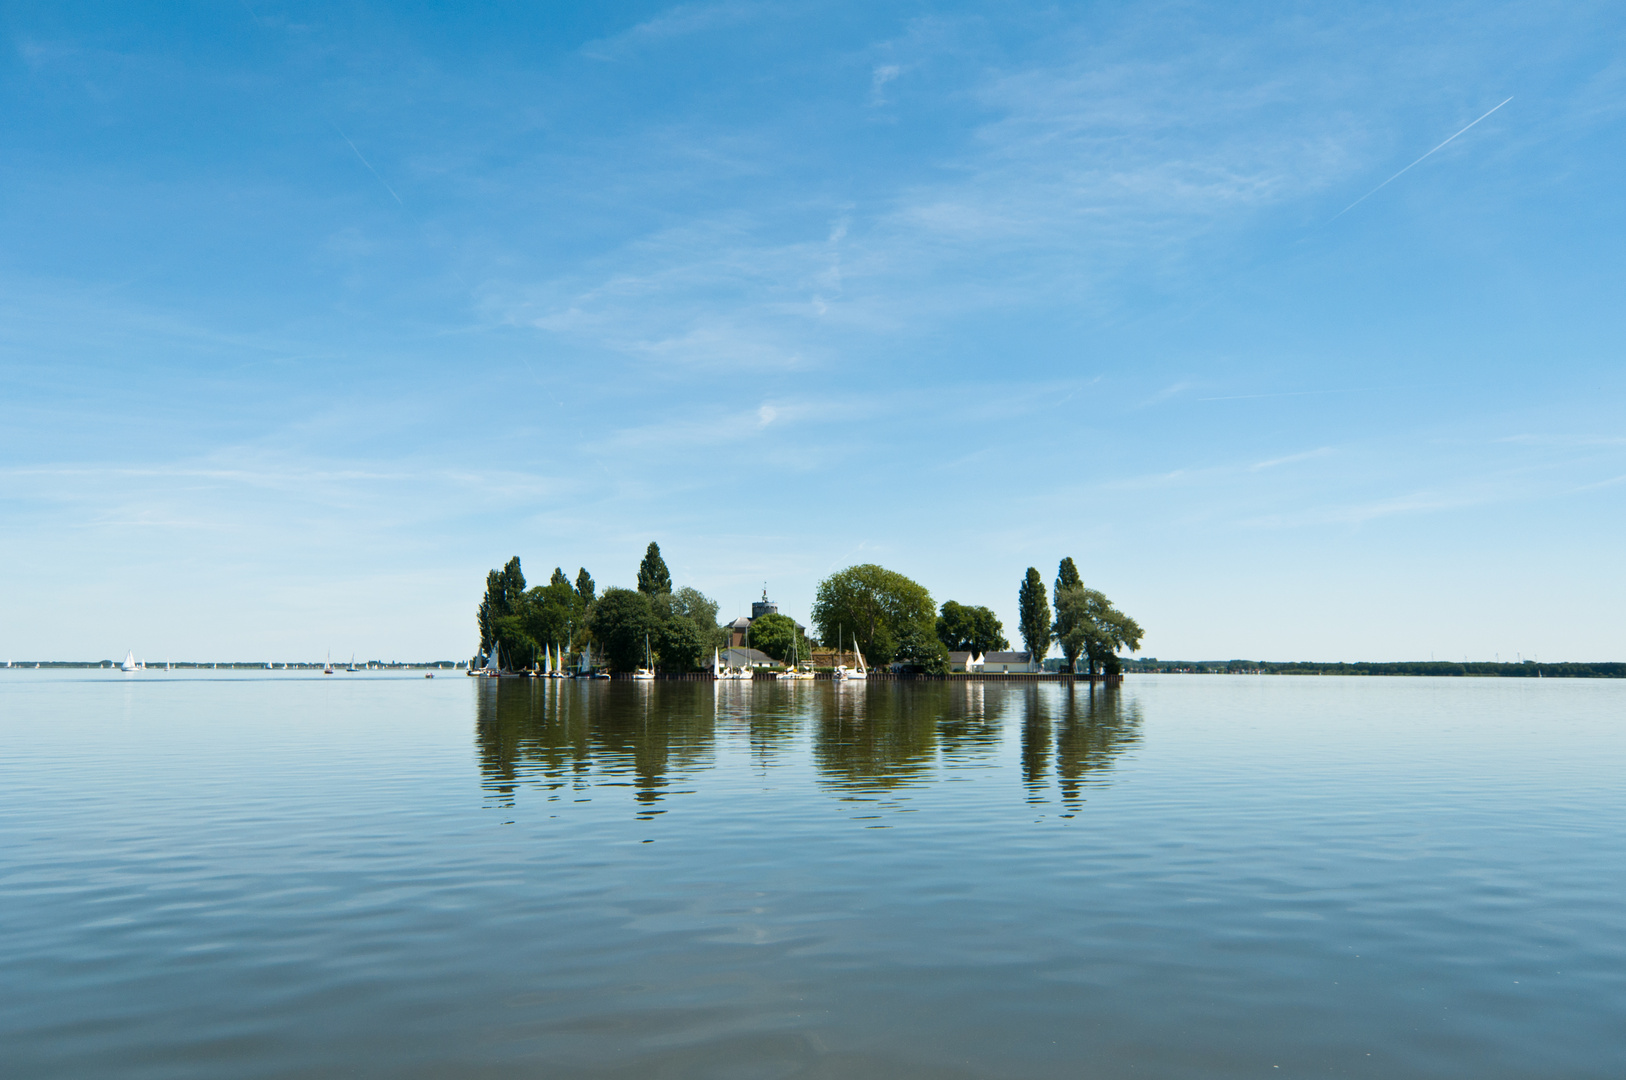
[633,634,656,680]
[833,628,867,682]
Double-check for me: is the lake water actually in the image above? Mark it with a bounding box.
[3,672,1623,1079]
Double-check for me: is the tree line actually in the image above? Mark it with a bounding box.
[476,546,1144,674]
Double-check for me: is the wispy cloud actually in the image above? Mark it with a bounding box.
[1249,447,1334,471]
[581,2,757,60]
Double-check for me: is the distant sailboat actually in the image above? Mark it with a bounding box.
[323,651,335,675]
[121,650,138,673]
[834,628,867,682]
[634,634,656,680]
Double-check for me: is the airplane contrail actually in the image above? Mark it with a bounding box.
[1334,96,1513,219]
[331,122,405,206]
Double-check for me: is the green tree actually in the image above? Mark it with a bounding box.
[1055,557,1082,596]
[649,585,720,671]
[477,557,526,656]
[491,613,538,670]
[586,588,657,671]
[637,542,672,596]
[810,564,935,667]
[748,612,811,663]
[500,556,525,602]
[549,567,570,588]
[1017,567,1052,664]
[895,620,950,674]
[1053,585,1144,675]
[477,569,503,654]
[575,568,595,605]
[936,601,1010,653]
[516,580,586,659]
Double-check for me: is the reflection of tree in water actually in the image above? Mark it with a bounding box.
[474,681,715,816]
[1048,684,1143,813]
[814,682,1004,794]
[1020,686,1051,805]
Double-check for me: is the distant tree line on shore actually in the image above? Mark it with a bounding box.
[1121,659,1626,678]
[475,545,1145,675]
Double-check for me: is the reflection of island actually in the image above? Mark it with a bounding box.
[1033,684,1143,812]
[812,684,942,792]
[474,680,1142,816]
[474,680,715,816]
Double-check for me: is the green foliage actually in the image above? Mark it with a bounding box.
[587,588,657,671]
[491,613,537,670]
[653,608,705,670]
[477,557,527,656]
[810,564,935,667]
[574,568,595,605]
[894,620,950,674]
[549,567,570,588]
[637,542,672,596]
[1017,568,1052,664]
[515,581,586,657]
[649,585,720,671]
[667,585,718,629]
[1053,585,1143,675]
[1055,557,1081,597]
[748,612,811,663]
[500,556,525,602]
[935,601,1010,653]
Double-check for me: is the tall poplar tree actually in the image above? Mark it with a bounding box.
[637,542,672,596]
[575,568,595,605]
[550,567,570,588]
[1055,557,1082,599]
[1018,567,1052,665]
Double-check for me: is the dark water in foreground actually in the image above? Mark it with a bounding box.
[3,673,1623,1079]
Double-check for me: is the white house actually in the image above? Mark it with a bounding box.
[948,651,985,672]
[980,651,1036,673]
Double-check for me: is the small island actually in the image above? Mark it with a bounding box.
[471,543,1142,680]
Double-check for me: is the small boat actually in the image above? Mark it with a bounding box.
[121,650,139,673]
[834,628,867,682]
[633,634,656,680]
[323,652,335,675]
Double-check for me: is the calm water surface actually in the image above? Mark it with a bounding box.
[2,673,1623,1078]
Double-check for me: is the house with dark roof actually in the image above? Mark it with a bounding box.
[726,588,807,648]
[980,651,1037,673]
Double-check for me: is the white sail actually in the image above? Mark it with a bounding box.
[121,650,137,672]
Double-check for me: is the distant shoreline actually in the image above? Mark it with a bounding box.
[1122,660,1624,678]
[6,660,1623,679]
[2,661,464,670]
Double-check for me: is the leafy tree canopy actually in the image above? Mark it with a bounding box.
[936,601,1010,654]
[1055,557,1082,598]
[1053,585,1144,675]
[895,620,950,674]
[1018,567,1053,663]
[810,564,935,667]
[637,542,672,596]
[748,612,812,664]
[550,567,570,588]
[650,585,721,671]
[477,556,527,655]
[515,582,585,656]
[587,588,657,671]
[575,568,595,605]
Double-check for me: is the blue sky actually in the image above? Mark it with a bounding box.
[3,1,1623,662]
